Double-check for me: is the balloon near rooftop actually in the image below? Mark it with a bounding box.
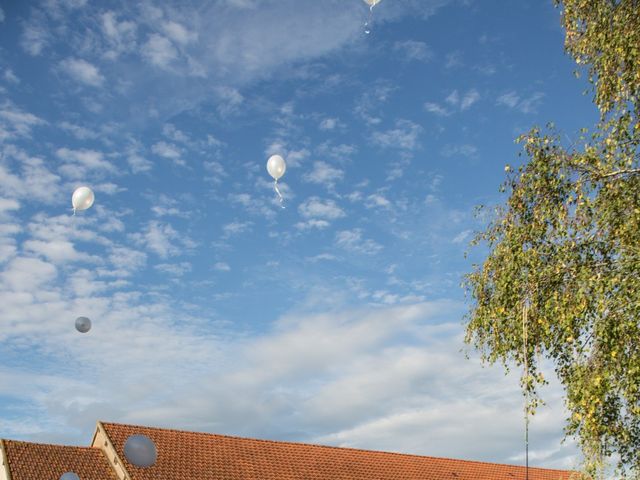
[59,473,80,480]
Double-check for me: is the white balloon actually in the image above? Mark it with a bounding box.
[363,0,381,5]
[75,316,91,334]
[60,473,80,480]
[71,187,95,213]
[124,434,157,468]
[266,155,286,180]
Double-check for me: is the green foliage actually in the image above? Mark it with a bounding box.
[557,0,640,120]
[464,0,640,476]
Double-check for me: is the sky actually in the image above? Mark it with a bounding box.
[0,0,602,472]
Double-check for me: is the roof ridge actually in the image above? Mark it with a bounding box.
[100,422,572,473]
[1,439,100,451]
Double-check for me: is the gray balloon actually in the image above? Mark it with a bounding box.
[60,473,80,480]
[75,316,91,333]
[124,434,157,468]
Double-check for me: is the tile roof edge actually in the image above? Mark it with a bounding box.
[0,439,14,480]
[101,421,574,475]
[1,439,100,450]
[93,421,132,480]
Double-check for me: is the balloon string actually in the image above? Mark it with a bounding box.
[365,5,374,34]
[274,180,285,209]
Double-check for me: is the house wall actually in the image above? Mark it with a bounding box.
[91,423,131,480]
[0,441,12,480]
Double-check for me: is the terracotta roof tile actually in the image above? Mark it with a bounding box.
[2,440,118,480]
[101,422,578,480]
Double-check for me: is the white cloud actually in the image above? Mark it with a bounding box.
[150,195,187,217]
[299,197,346,220]
[0,147,61,203]
[0,198,19,215]
[0,7,4,22]
[445,90,459,106]
[59,58,105,87]
[213,261,231,272]
[20,15,50,56]
[127,152,153,173]
[162,20,197,46]
[4,69,19,84]
[101,11,138,59]
[155,261,191,277]
[496,91,520,108]
[141,34,178,68]
[23,239,97,264]
[441,144,478,159]
[222,221,252,237]
[316,142,357,160]
[108,246,147,277]
[58,121,98,140]
[393,40,433,62]
[0,103,46,139]
[460,89,480,110]
[319,117,341,131]
[423,102,450,117]
[445,51,463,69]
[335,229,382,255]
[365,194,391,209]
[295,219,331,230]
[213,86,244,117]
[131,221,193,258]
[497,91,545,114]
[303,161,344,186]
[441,89,480,111]
[1,256,57,291]
[56,147,115,178]
[151,141,184,166]
[371,120,422,151]
[519,92,545,114]
[452,229,472,244]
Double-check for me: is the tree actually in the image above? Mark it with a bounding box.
[464,0,640,476]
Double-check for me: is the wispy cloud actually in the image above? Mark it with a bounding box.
[59,58,105,87]
[222,221,253,237]
[303,161,345,186]
[497,91,545,114]
[319,117,344,131]
[141,34,178,69]
[151,141,184,166]
[299,197,345,220]
[335,229,382,255]
[162,20,197,46]
[20,12,50,56]
[101,11,138,60]
[0,103,46,139]
[371,120,422,151]
[213,261,231,272]
[131,221,194,258]
[155,261,191,277]
[424,89,480,116]
[393,40,433,62]
[56,147,115,178]
[440,144,478,159]
[58,121,98,140]
[423,102,450,117]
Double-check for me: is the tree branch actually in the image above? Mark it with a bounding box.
[598,168,640,179]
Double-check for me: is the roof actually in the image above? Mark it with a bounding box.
[1,439,118,480]
[101,421,577,480]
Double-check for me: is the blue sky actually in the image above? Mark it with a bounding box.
[0,0,599,471]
